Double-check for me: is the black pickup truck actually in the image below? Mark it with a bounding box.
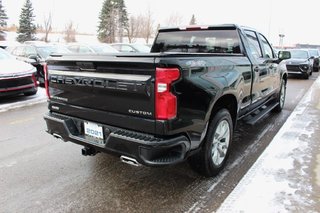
[44,24,290,177]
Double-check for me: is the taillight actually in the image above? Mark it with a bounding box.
[155,67,180,120]
[44,63,50,99]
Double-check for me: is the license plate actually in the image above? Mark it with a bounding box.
[84,121,104,140]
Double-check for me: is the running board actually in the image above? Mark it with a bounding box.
[243,102,278,125]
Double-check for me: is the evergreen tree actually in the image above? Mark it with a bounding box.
[189,14,196,25]
[97,0,128,43]
[17,0,36,43]
[0,0,8,29]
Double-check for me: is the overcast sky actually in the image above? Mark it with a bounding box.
[3,0,320,46]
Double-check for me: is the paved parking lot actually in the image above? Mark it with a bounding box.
[0,73,319,212]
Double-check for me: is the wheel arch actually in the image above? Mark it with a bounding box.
[282,72,288,83]
[209,94,238,129]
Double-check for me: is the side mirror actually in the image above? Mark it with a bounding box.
[28,54,39,62]
[278,51,291,60]
[309,56,315,60]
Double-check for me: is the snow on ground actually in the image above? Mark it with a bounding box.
[217,77,320,212]
[0,88,47,113]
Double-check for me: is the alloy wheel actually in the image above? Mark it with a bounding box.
[211,119,230,166]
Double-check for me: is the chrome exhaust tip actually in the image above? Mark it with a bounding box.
[120,156,141,167]
[52,133,62,139]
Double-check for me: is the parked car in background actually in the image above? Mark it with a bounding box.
[66,43,118,54]
[0,41,20,50]
[110,43,151,53]
[307,49,319,72]
[285,49,313,79]
[8,44,70,86]
[24,41,47,46]
[0,48,37,97]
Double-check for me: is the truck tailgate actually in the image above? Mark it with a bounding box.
[47,55,156,132]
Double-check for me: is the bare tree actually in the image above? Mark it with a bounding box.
[64,21,76,43]
[164,12,184,27]
[155,23,160,34]
[140,9,154,44]
[126,15,141,43]
[43,13,52,42]
[126,10,155,44]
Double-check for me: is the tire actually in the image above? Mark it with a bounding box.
[24,88,38,96]
[189,109,233,177]
[38,76,45,88]
[303,73,309,79]
[313,66,319,72]
[272,78,286,113]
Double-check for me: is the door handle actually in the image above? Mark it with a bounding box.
[269,64,275,69]
[254,66,260,72]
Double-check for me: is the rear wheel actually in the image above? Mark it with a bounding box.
[189,109,233,177]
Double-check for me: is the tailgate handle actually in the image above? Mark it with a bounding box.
[76,62,96,71]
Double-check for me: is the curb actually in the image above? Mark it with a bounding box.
[217,75,320,212]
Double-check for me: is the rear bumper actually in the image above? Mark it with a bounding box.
[44,112,191,166]
[0,86,37,97]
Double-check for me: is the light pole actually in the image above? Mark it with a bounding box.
[279,34,285,49]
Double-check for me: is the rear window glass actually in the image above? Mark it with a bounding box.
[151,29,241,54]
[290,50,309,59]
[308,49,319,57]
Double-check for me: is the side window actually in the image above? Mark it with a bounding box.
[11,47,19,56]
[14,46,26,57]
[79,46,93,53]
[258,34,273,58]
[25,46,37,56]
[121,45,135,52]
[244,30,262,59]
[111,45,121,51]
[67,45,79,53]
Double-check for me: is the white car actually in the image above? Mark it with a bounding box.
[0,48,38,97]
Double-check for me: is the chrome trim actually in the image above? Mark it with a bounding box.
[49,70,151,81]
[120,156,141,167]
[0,83,34,92]
[53,133,63,139]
